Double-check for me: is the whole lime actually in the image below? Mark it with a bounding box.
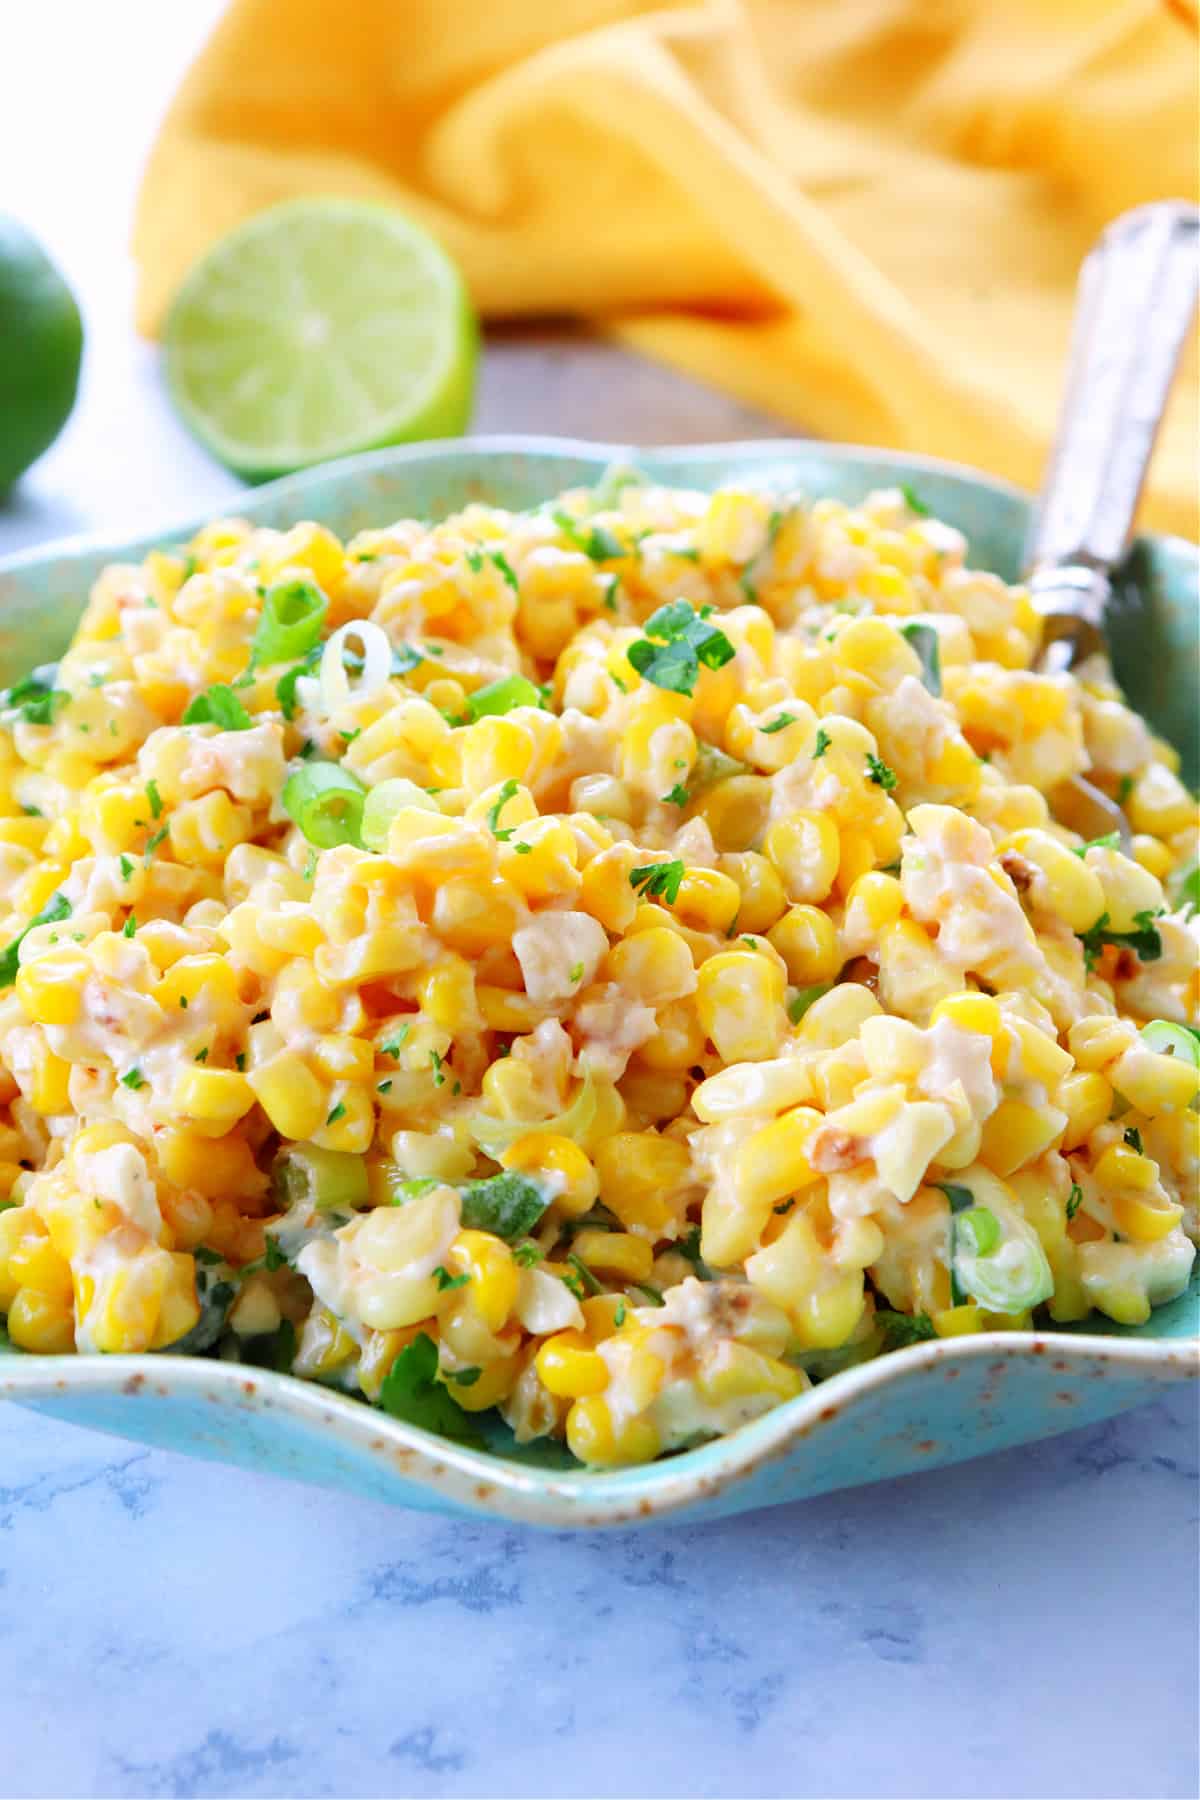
[0,217,83,493]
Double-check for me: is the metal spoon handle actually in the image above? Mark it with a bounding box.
[1027,199,1199,591]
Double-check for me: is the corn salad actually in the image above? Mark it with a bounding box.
[0,474,1195,1468]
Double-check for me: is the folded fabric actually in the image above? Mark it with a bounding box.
[134,0,1198,536]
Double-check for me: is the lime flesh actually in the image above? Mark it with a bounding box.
[164,199,478,479]
[0,217,83,493]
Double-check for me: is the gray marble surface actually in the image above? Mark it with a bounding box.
[1,7,1198,1796]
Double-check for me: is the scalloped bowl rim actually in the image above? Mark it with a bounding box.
[0,433,1195,1527]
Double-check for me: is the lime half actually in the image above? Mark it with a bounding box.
[164,199,478,478]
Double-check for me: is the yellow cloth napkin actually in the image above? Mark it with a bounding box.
[135,0,1198,536]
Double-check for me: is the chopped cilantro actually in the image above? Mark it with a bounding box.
[661,783,690,806]
[430,1050,446,1087]
[1066,1184,1084,1222]
[448,1366,482,1387]
[382,1025,411,1057]
[552,508,627,561]
[773,1199,795,1216]
[120,1067,147,1090]
[488,550,519,593]
[326,1102,346,1125]
[235,1052,246,1071]
[1,666,66,726]
[1117,775,1135,805]
[866,753,898,791]
[569,961,584,984]
[877,1308,936,1346]
[143,824,169,863]
[1071,831,1121,858]
[377,1079,392,1094]
[626,601,735,697]
[613,1301,627,1327]
[123,914,137,938]
[391,643,424,676]
[182,685,253,730]
[761,712,797,735]
[787,983,831,1024]
[194,1047,209,1063]
[119,854,133,880]
[146,779,163,820]
[629,860,685,904]
[1123,1127,1144,1153]
[0,892,71,989]
[276,647,321,720]
[513,1240,543,1267]
[899,484,930,517]
[813,728,831,758]
[377,1331,481,1444]
[1078,908,1163,969]
[434,1265,470,1292]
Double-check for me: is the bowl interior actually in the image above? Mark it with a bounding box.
[0,437,1195,1492]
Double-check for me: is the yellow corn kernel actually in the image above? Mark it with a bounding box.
[500,1134,599,1217]
[1111,1189,1185,1242]
[15,862,69,917]
[797,981,881,1048]
[1003,1016,1073,1086]
[246,1051,328,1140]
[261,520,344,592]
[1001,828,1106,931]
[1130,834,1172,881]
[734,1105,823,1215]
[570,1228,654,1283]
[565,1395,633,1466]
[931,1303,984,1337]
[310,1034,375,1085]
[632,1000,705,1074]
[697,1341,805,1407]
[931,992,1004,1044]
[168,791,254,868]
[696,773,772,853]
[696,950,786,1062]
[1068,1015,1133,1071]
[6,1286,75,1353]
[745,1209,866,1348]
[580,1293,629,1342]
[1110,1045,1200,1114]
[0,816,47,853]
[763,811,840,904]
[606,927,696,1007]
[1127,763,1195,839]
[446,1354,522,1413]
[536,1330,610,1398]
[153,953,242,1016]
[833,829,877,899]
[313,1084,375,1153]
[172,1066,255,1130]
[7,1235,73,1303]
[594,1132,691,1237]
[720,852,787,933]
[1093,1142,1158,1192]
[977,1099,1066,1177]
[768,904,840,987]
[500,820,581,904]
[255,908,325,957]
[579,844,641,933]
[28,1045,71,1115]
[845,871,904,934]
[1086,846,1166,934]
[446,1230,519,1332]
[669,867,741,935]
[1054,1071,1114,1148]
[15,949,88,1025]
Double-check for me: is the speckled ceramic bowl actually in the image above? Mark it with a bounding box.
[1,438,1196,1526]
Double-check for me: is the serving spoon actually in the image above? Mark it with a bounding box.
[1026,199,1198,848]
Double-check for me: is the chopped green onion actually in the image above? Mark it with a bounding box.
[951,1205,1053,1314]
[273,1143,369,1214]
[1140,1019,1200,1068]
[954,1206,1000,1258]
[282,762,366,848]
[899,622,942,697]
[251,578,327,667]
[465,675,542,721]
[359,777,440,850]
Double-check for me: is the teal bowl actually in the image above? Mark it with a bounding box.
[1,437,1196,1526]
